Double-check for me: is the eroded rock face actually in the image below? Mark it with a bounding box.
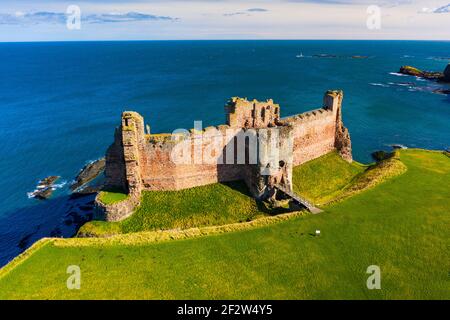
[331,91,353,163]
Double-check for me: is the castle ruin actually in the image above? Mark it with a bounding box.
[96,90,352,221]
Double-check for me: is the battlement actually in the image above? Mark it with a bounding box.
[225,97,280,128]
[323,90,343,111]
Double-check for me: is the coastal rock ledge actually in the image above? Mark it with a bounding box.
[399,63,450,83]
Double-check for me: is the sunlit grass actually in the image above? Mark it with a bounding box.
[1,150,448,299]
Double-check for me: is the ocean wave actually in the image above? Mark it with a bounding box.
[369,83,390,88]
[52,181,67,190]
[27,179,67,199]
[389,72,408,77]
[382,143,408,150]
[427,56,450,61]
[26,191,36,199]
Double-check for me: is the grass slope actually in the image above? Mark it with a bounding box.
[292,151,366,204]
[80,181,273,237]
[0,150,449,299]
[82,152,373,237]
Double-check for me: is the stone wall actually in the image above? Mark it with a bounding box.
[226,97,280,128]
[283,90,352,165]
[104,127,127,191]
[101,90,352,221]
[94,193,140,222]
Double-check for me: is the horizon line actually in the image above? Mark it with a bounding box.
[1,39,450,44]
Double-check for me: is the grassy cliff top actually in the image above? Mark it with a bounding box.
[97,189,129,205]
[81,151,366,237]
[80,181,283,237]
[0,149,448,299]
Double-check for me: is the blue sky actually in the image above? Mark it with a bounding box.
[0,0,449,41]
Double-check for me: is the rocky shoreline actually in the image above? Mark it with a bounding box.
[29,158,106,200]
[399,63,450,83]
[27,176,61,200]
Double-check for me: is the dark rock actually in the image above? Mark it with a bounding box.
[432,88,450,95]
[18,233,33,250]
[371,150,393,162]
[79,205,93,212]
[71,158,105,191]
[391,144,408,150]
[70,186,103,200]
[28,175,60,200]
[399,65,449,82]
[41,176,59,185]
[399,66,423,77]
[444,64,450,82]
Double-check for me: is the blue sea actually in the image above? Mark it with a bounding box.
[0,40,449,267]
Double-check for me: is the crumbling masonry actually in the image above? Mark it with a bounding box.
[95,90,352,221]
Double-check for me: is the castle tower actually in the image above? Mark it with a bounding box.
[225,97,280,129]
[324,90,352,162]
[120,111,146,195]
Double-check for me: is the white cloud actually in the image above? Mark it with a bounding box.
[0,10,177,25]
[0,0,448,41]
[223,7,268,17]
[434,3,450,13]
[418,3,450,14]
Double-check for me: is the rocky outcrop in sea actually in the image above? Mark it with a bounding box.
[70,158,105,192]
[399,63,450,83]
[27,176,61,200]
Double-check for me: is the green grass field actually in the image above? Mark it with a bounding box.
[97,189,129,205]
[79,181,278,237]
[81,152,376,237]
[0,149,449,299]
[292,151,367,204]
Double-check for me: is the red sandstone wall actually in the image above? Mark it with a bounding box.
[104,128,127,191]
[121,107,340,191]
[284,108,338,166]
[139,129,244,191]
[137,109,338,191]
[105,92,347,193]
[226,98,280,128]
